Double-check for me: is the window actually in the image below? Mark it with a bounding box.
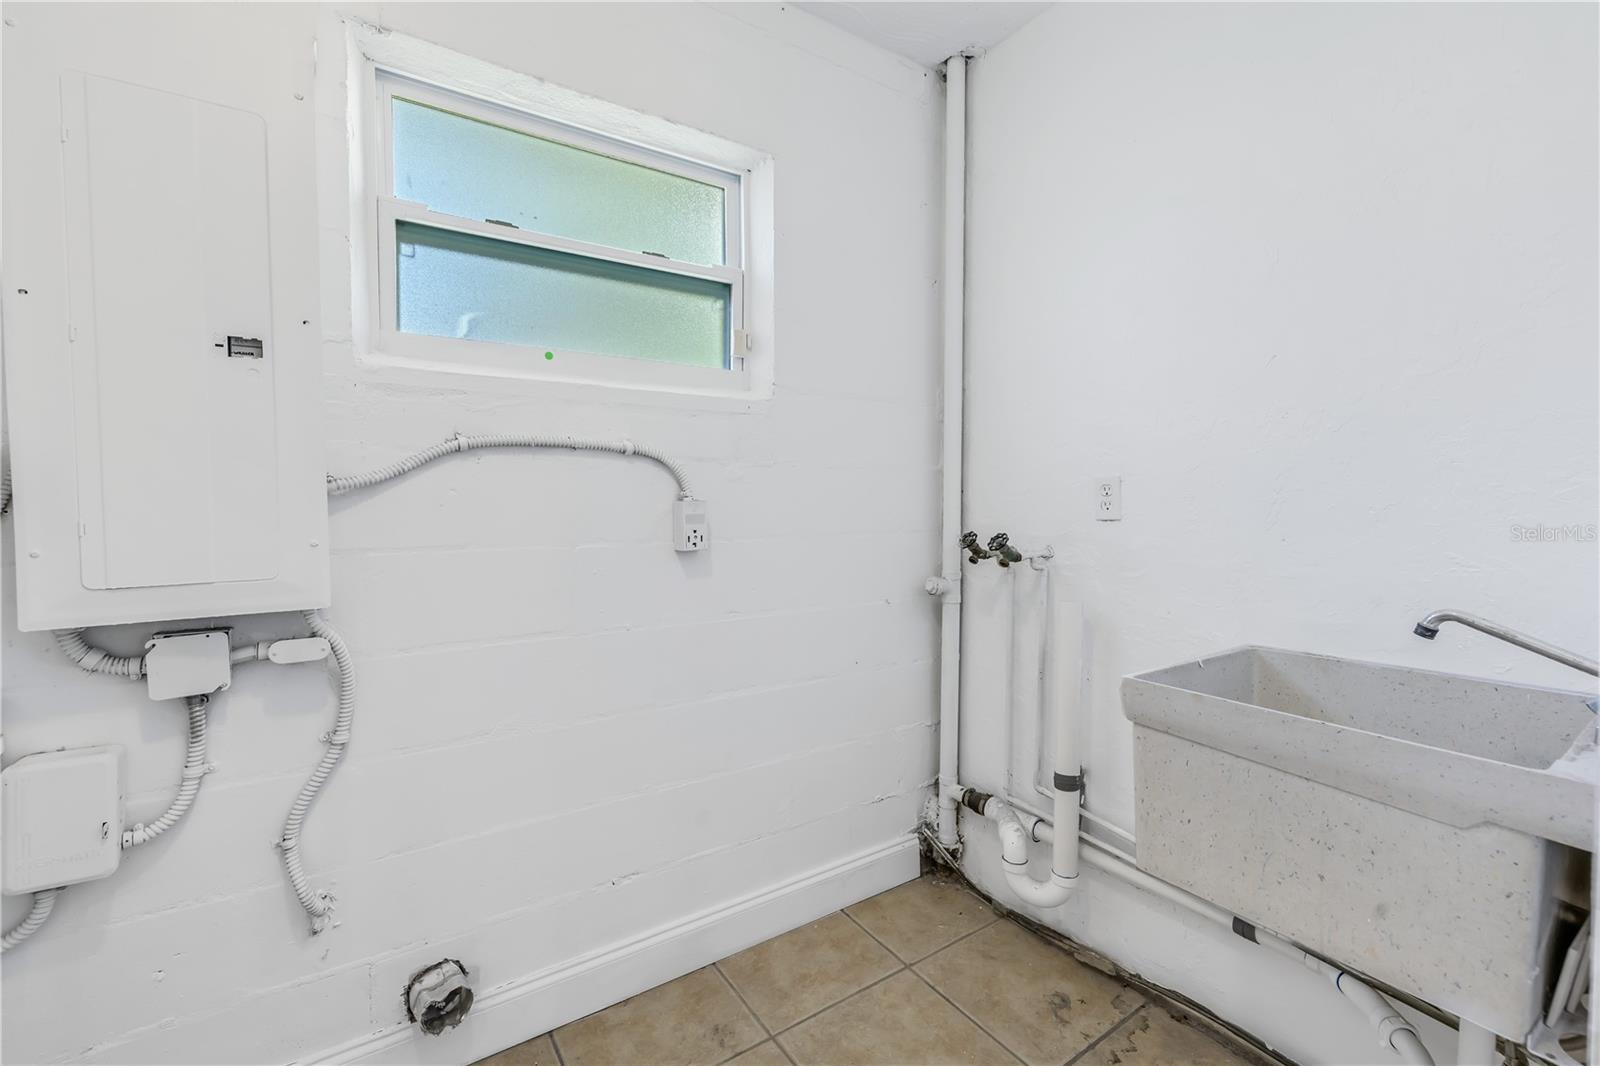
[370,74,751,389]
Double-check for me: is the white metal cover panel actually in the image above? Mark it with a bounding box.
[1,746,124,895]
[62,74,279,590]
[1,35,329,631]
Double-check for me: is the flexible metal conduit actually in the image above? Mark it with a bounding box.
[296,433,693,930]
[124,694,212,848]
[53,628,145,679]
[277,610,353,934]
[1,888,58,953]
[326,433,694,500]
[5,432,692,942]
[2,669,213,949]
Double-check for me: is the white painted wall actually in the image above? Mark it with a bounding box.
[960,4,1597,1063]
[0,4,941,1062]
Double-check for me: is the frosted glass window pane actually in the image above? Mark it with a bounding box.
[396,222,730,368]
[392,97,727,267]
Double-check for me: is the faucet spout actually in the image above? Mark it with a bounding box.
[1413,609,1598,678]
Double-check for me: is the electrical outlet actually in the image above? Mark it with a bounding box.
[674,498,710,551]
[1094,476,1122,521]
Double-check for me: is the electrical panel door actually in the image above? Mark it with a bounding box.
[62,74,281,591]
[2,60,328,629]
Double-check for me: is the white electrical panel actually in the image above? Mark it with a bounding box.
[2,747,125,895]
[1,60,329,630]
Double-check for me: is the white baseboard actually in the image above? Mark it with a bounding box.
[305,834,920,1065]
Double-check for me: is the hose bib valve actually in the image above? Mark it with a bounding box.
[986,533,1022,567]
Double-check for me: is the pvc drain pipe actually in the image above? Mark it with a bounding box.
[1005,815,1436,1066]
[948,578,1082,908]
[1453,1021,1497,1066]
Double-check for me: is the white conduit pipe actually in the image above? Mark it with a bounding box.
[277,610,353,935]
[307,434,692,932]
[53,628,145,680]
[326,433,694,500]
[123,694,213,848]
[1,888,59,953]
[6,633,198,953]
[934,53,969,849]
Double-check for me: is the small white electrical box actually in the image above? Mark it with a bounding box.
[144,629,233,701]
[2,746,125,894]
[673,498,710,552]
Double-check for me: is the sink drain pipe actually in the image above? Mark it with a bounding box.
[939,571,1433,1061]
[946,800,1437,1065]
[945,582,1082,907]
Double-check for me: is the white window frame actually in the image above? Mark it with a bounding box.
[346,24,773,400]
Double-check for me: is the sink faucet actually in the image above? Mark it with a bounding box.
[1413,609,1598,678]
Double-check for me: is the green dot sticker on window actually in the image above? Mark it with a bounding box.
[544,351,554,360]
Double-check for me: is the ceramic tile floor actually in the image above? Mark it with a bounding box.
[475,872,1266,1066]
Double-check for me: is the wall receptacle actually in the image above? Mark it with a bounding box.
[674,498,710,551]
[1094,476,1122,521]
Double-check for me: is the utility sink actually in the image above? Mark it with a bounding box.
[1122,646,1596,1039]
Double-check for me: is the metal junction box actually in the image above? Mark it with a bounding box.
[1,746,125,895]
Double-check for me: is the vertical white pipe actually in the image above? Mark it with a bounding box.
[1048,589,1083,880]
[971,567,1082,908]
[1453,1021,1498,1066]
[1005,561,1044,800]
[936,54,968,848]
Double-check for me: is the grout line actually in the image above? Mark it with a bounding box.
[713,961,775,1040]
[848,902,997,968]
[1062,1004,1148,1066]
[906,969,1026,1066]
[549,1029,568,1066]
[920,835,1286,1066]
[837,907,905,960]
[770,958,909,1037]
[347,596,926,661]
[903,909,1001,965]
[839,887,1132,1066]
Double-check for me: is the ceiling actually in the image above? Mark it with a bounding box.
[794,2,1049,69]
